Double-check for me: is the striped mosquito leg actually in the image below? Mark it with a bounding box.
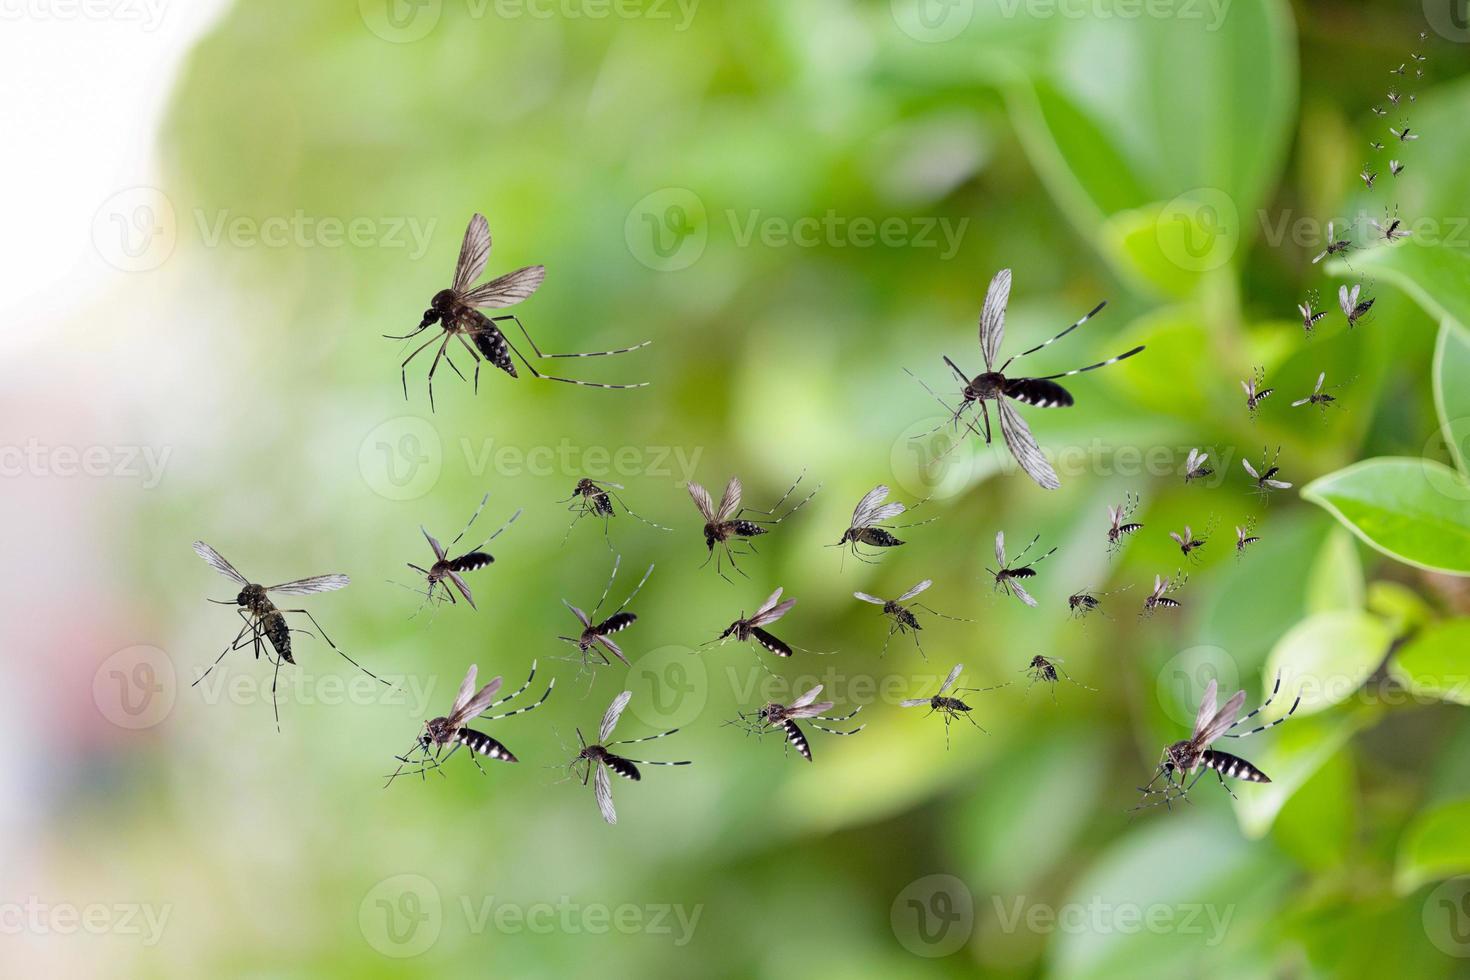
[816,706,862,723]
[1223,697,1300,739]
[811,722,865,736]
[614,758,693,766]
[494,313,652,359]
[998,301,1107,372]
[609,728,682,746]
[482,678,555,722]
[605,489,672,531]
[484,660,540,710]
[501,333,650,389]
[1223,674,1298,737]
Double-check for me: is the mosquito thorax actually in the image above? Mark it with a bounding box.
[968,372,1005,399]
[237,583,267,608]
[759,703,784,723]
[424,716,454,744]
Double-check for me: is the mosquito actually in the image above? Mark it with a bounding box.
[567,691,691,825]
[1068,585,1129,620]
[1369,106,1386,118]
[1235,519,1261,557]
[1390,63,1406,76]
[1292,371,1346,416]
[1134,675,1301,811]
[1242,367,1274,419]
[830,484,935,564]
[1386,89,1404,106]
[1339,284,1375,328]
[1389,159,1405,177]
[558,478,670,549]
[907,268,1144,490]
[687,473,819,581]
[1369,140,1385,151]
[404,493,520,611]
[853,579,971,659]
[389,213,649,410]
[1372,207,1412,243]
[1312,222,1351,264]
[193,542,387,729]
[731,685,864,762]
[384,661,553,785]
[899,663,1007,749]
[1298,291,1329,336]
[1184,448,1215,483]
[1140,571,1187,618]
[1360,165,1377,188]
[1021,655,1095,703]
[1243,447,1293,500]
[1168,521,1212,563]
[556,556,654,670]
[1390,124,1419,142]
[1106,493,1144,554]
[987,531,1056,608]
[708,587,800,658]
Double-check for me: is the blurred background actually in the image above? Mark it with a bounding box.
[4,0,1470,975]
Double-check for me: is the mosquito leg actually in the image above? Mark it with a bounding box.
[195,618,256,686]
[455,335,483,394]
[400,332,442,401]
[424,336,455,413]
[494,313,651,359]
[502,334,650,389]
[281,608,391,687]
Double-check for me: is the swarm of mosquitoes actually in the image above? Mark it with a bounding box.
[197,51,1442,831]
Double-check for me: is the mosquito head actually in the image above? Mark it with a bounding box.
[573,478,598,496]
[237,583,267,608]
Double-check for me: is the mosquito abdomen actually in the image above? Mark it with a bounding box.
[1204,750,1269,783]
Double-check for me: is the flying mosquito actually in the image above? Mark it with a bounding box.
[1235,519,1261,557]
[1339,284,1375,328]
[1242,367,1274,419]
[1369,106,1386,118]
[907,268,1145,490]
[730,685,864,762]
[1298,291,1329,336]
[1021,655,1095,702]
[987,530,1056,608]
[567,691,691,826]
[1184,448,1215,483]
[192,541,386,729]
[1387,89,1404,106]
[1360,165,1377,188]
[1068,585,1129,620]
[1312,222,1351,264]
[1134,675,1301,812]
[853,579,971,658]
[1168,522,1212,563]
[1372,207,1412,243]
[1140,571,1187,618]
[1292,372,1346,415]
[557,556,654,669]
[830,484,935,564]
[1369,139,1385,151]
[388,213,649,410]
[687,473,819,581]
[1390,63,1406,76]
[708,587,801,658]
[558,478,670,549]
[899,663,1006,748]
[384,662,553,786]
[403,493,521,611]
[1243,447,1293,500]
[1106,493,1144,554]
[1390,159,1405,177]
[1390,124,1419,142]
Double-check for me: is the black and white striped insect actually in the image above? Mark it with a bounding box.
[193,541,386,729]
[1243,447,1293,500]
[1242,367,1274,419]
[1298,291,1329,336]
[1184,448,1215,484]
[1339,284,1375,328]
[1360,165,1377,188]
[557,556,654,668]
[404,493,520,611]
[1168,522,1211,563]
[569,691,691,825]
[1292,372,1345,415]
[1387,89,1405,106]
[1369,106,1387,117]
[1134,675,1300,812]
[732,685,864,762]
[1021,655,1095,702]
[710,587,801,658]
[1235,519,1261,557]
[853,579,971,658]
[1369,139,1385,151]
[988,531,1055,607]
[907,268,1144,490]
[1312,222,1351,265]
[1389,123,1419,142]
[388,213,649,410]
[384,661,553,786]
[899,663,1006,748]
[831,484,934,564]
[1140,571,1187,618]
[687,473,819,581]
[1107,493,1144,554]
[1067,585,1128,620]
[1372,207,1412,243]
[1390,159,1405,177]
[558,478,670,549]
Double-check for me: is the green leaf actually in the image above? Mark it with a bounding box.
[1302,457,1470,575]
[1304,527,1364,614]
[1263,611,1392,717]
[1367,581,1436,635]
[1390,619,1470,706]
[1326,240,1470,336]
[1435,319,1470,478]
[1396,797,1470,893]
[1233,705,1375,838]
[1269,750,1354,870]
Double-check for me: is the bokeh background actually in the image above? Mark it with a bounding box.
[5,0,1470,975]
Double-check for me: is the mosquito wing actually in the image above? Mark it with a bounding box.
[451,675,505,727]
[994,530,1007,568]
[849,484,890,529]
[1196,689,1248,746]
[193,541,249,586]
[1186,448,1205,470]
[715,476,743,522]
[563,599,592,627]
[462,265,546,309]
[268,574,350,595]
[1011,579,1037,607]
[686,481,716,522]
[787,701,836,719]
[998,399,1060,490]
[1265,478,1293,490]
[596,635,630,666]
[1192,678,1218,739]
[979,268,1012,369]
[451,213,492,294]
[853,591,886,606]
[790,685,824,710]
[1169,531,1185,547]
[897,579,932,602]
[899,697,932,708]
[1339,285,1356,317]
[1242,458,1260,479]
[600,690,633,741]
[749,589,796,627]
[449,665,479,720]
[938,663,964,695]
[446,570,476,609]
[421,526,447,561]
[594,763,617,825]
